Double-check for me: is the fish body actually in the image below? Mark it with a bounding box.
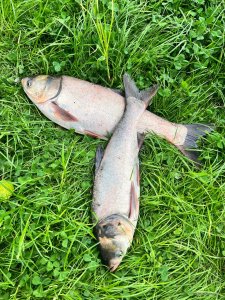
[22,75,128,139]
[21,75,213,163]
[92,74,158,271]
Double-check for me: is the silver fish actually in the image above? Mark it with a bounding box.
[92,74,158,271]
[21,75,213,163]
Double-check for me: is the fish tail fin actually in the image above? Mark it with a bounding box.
[178,124,214,166]
[139,85,159,106]
[123,73,159,107]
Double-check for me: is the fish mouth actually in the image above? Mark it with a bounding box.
[109,262,120,272]
[21,77,26,87]
[21,77,35,102]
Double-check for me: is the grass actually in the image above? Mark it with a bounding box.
[0,0,225,299]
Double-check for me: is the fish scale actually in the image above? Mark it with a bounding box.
[21,75,213,165]
[93,96,146,222]
[92,74,158,271]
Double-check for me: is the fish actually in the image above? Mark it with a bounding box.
[21,75,213,163]
[92,74,158,271]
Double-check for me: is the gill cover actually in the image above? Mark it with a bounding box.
[21,75,62,103]
[95,214,134,272]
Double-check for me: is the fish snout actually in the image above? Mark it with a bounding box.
[21,77,27,88]
[109,260,121,272]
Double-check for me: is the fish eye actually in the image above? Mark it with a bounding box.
[115,250,123,257]
[27,78,32,88]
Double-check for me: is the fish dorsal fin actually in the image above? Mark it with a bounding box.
[137,133,145,149]
[95,145,104,175]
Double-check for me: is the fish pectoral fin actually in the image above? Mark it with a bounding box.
[129,182,139,222]
[95,145,105,174]
[51,101,78,122]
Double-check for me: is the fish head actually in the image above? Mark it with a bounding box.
[21,75,62,104]
[95,214,134,272]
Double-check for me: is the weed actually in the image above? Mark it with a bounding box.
[0,0,224,299]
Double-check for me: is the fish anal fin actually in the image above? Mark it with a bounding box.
[84,130,107,140]
[136,164,140,186]
[51,101,78,122]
